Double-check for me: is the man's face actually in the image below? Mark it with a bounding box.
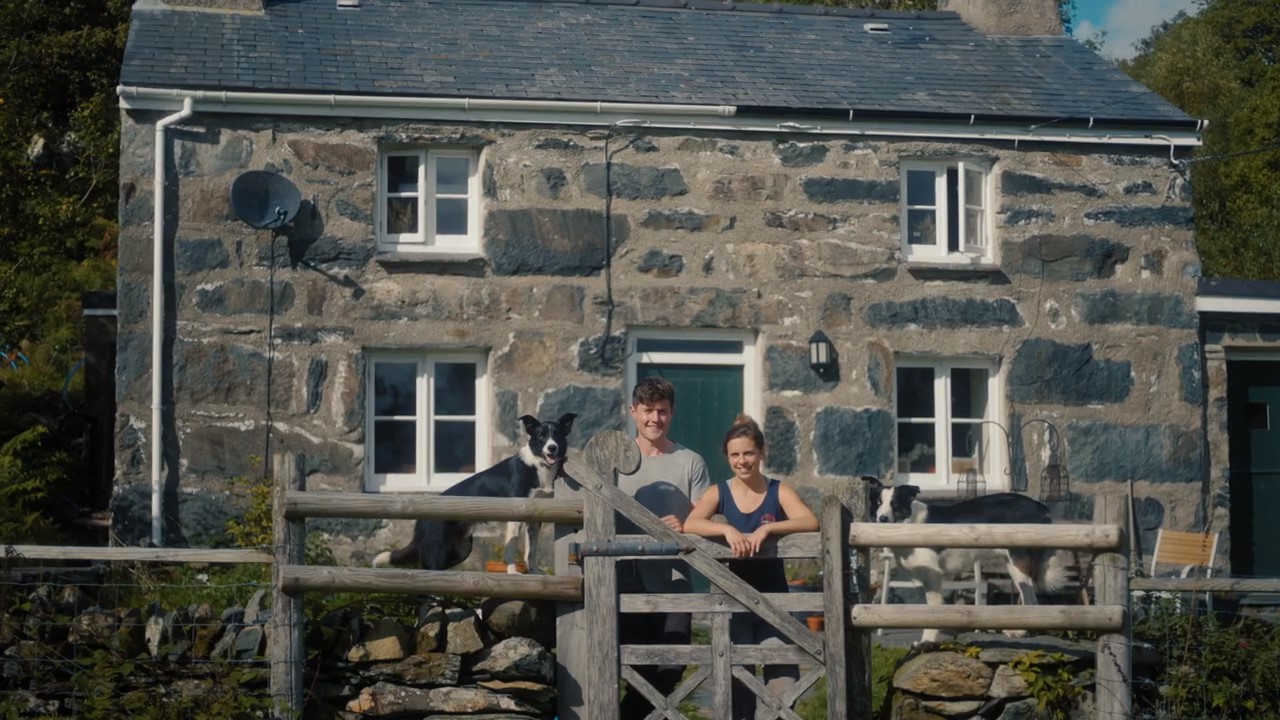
[630,399,673,444]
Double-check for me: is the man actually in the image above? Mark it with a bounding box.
[617,377,711,720]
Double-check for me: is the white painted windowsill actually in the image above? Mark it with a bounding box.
[905,259,1001,273]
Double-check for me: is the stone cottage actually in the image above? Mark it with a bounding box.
[114,0,1209,565]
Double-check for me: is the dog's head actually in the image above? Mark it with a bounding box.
[519,413,576,468]
[861,476,921,523]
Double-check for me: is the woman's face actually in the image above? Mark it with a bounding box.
[726,436,763,480]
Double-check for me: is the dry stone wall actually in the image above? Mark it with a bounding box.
[115,112,1203,560]
[884,637,1097,720]
[0,581,557,720]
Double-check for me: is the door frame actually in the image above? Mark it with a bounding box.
[623,328,761,435]
[1224,353,1280,577]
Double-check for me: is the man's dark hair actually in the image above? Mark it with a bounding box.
[632,376,676,408]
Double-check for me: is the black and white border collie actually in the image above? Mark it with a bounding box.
[373,413,576,574]
[864,477,1069,643]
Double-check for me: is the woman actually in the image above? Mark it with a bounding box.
[683,415,819,720]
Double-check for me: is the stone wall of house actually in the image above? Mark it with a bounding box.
[114,110,1202,559]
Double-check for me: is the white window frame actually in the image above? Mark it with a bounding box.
[622,328,761,435]
[900,160,993,263]
[377,147,481,253]
[894,356,1006,491]
[365,350,491,493]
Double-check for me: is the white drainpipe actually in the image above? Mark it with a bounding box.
[151,96,194,546]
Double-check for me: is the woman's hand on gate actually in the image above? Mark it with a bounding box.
[724,527,752,557]
[745,526,771,556]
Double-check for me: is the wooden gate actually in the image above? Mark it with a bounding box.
[554,431,872,720]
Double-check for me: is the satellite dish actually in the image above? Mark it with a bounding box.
[230,170,301,230]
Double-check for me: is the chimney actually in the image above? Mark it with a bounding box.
[159,0,265,12]
[938,0,1062,36]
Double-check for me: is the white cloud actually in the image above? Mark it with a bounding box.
[1073,0,1199,60]
[1073,18,1102,45]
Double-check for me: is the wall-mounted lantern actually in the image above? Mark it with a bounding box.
[808,331,838,380]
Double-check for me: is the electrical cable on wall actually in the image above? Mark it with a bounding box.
[600,120,646,371]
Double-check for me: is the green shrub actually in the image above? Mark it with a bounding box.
[1134,604,1280,719]
[1009,650,1088,720]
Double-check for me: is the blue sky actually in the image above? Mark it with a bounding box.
[1070,0,1200,59]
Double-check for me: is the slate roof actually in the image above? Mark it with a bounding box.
[121,0,1194,127]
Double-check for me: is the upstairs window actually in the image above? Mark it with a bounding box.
[366,351,489,492]
[379,149,479,253]
[895,358,1003,490]
[901,161,991,262]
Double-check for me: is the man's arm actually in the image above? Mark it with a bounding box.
[657,451,712,532]
[688,453,712,503]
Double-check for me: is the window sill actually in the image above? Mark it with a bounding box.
[905,260,1008,284]
[375,250,488,276]
[376,249,484,262]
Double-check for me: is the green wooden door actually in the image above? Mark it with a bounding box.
[637,363,744,485]
[1228,361,1280,577]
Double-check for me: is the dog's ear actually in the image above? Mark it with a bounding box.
[518,415,541,435]
[898,485,922,501]
[556,413,577,434]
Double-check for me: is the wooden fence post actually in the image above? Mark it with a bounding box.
[554,469,586,720]
[577,434,638,720]
[1094,494,1131,720]
[842,485,873,718]
[270,453,305,720]
[583,485,619,720]
[821,495,851,718]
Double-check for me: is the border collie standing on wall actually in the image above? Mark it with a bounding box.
[373,413,576,574]
[864,477,1070,643]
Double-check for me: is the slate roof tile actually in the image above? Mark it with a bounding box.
[120,0,1191,125]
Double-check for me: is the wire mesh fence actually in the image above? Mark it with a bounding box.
[0,553,277,718]
[1131,583,1280,720]
[2,541,1278,720]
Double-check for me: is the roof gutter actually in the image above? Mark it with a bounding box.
[118,86,1202,147]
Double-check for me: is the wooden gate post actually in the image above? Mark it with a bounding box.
[270,453,305,719]
[554,472,586,720]
[825,488,871,718]
[578,433,639,720]
[1094,494,1132,720]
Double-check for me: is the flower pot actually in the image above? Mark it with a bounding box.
[485,560,526,573]
[806,614,825,632]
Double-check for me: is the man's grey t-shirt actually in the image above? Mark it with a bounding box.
[616,443,711,592]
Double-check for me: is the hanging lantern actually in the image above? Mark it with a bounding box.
[957,467,985,501]
[1040,450,1070,502]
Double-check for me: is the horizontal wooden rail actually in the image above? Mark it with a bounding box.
[850,523,1120,551]
[2,545,273,564]
[283,492,583,523]
[612,533,820,559]
[851,604,1123,632]
[621,644,812,666]
[1131,577,1280,593]
[619,593,825,614]
[279,565,583,601]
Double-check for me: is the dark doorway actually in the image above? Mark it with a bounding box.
[1227,359,1280,577]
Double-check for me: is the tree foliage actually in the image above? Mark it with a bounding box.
[1122,0,1280,279]
[0,0,129,541]
[0,0,126,347]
